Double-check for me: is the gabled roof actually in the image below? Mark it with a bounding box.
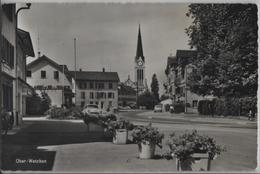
[27,55,72,82]
[17,28,35,57]
[70,71,120,82]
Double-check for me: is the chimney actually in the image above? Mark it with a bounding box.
[102,67,105,72]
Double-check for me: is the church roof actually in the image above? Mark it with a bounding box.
[135,24,145,62]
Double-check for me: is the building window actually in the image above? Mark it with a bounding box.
[101,101,104,109]
[90,82,94,89]
[109,83,113,89]
[1,35,14,68]
[81,101,85,108]
[108,92,114,99]
[26,70,32,77]
[3,83,13,111]
[83,82,87,89]
[41,71,46,79]
[109,101,113,107]
[90,101,93,104]
[54,71,59,79]
[181,68,185,79]
[81,91,85,99]
[96,83,104,89]
[192,100,198,108]
[90,92,94,99]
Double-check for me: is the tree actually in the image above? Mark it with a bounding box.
[151,74,160,102]
[40,91,51,113]
[186,4,257,97]
[137,90,157,110]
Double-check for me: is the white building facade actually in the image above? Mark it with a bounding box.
[26,55,73,108]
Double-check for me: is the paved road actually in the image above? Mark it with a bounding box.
[119,111,257,129]
[1,113,258,173]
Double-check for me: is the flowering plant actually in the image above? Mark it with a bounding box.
[83,113,117,127]
[107,119,134,135]
[167,130,226,161]
[132,123,164,148]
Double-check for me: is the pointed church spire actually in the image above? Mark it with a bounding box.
[136,24,144,62]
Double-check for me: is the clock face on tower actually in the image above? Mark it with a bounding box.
[137,60,143,66]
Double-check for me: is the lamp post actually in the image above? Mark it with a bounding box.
[135,81,139,109]
[15,3,31,126]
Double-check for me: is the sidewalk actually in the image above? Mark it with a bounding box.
[137,111,257,126]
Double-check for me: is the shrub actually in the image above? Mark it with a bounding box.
[173,103,185,113]
[239,97,257,116]
[48,106,70,119]
[69,106,84,118]
[198,100,212,115]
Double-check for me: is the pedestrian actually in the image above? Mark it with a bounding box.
[248,110,252,121]
[170,105,174,114]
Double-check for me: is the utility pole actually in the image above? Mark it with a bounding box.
[185,65,188,113]
[74,38,77,106]
[0,2,3,170]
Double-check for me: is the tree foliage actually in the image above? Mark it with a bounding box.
[137,90,157,109]
[186,4,258,97]
[151,74,160,102]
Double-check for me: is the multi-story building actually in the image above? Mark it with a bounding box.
[26,55,73,108]
[16,28,35,124]
[1,4,34,126]
[164,50,204,112]
[118,82,136,107]
[70,69,120,110]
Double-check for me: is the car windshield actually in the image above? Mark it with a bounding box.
[155,105,162,108]
[85,104,98,109]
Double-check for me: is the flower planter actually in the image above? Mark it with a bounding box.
[138,141,155,159]
[176,153,211,171]
[113,129,128,144]
[87,122,104,132]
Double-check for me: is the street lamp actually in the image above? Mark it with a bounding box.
[15,3,31,126]
[134,81,139,109]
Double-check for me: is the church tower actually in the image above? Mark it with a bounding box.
[135,24,145,92]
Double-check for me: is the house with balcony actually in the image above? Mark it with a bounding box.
[164,50,204,112]
[26,55,73,108]
[70,69,120,110]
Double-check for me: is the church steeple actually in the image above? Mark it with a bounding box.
[136,24,144,62]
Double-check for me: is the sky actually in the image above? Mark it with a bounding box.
[18,3,192,95]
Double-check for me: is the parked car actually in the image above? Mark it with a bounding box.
[154,105,163,112]
[82,104,102,116]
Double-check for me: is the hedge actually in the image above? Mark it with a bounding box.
[173,103,185,113]
[198,96,257,116]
